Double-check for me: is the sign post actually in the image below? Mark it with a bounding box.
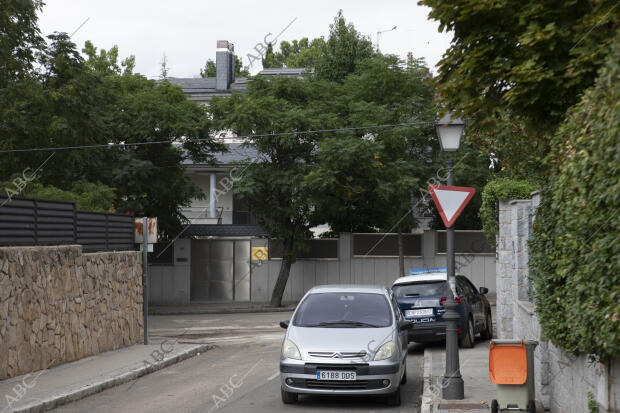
[428,184,475,400]
[135,217,158,345]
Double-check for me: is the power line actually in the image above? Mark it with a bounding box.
[0,121,434,154]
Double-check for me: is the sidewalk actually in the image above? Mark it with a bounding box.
[149,301,297,315]
[0,342,210,413]
[421,341,493,413]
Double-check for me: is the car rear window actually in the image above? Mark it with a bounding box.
[392,281,448,298]
[293,292,392,327]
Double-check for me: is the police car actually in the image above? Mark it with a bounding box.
[391,267,493,347]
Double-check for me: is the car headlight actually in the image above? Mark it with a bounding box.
[374,341,396,361]
[282,339,301,360]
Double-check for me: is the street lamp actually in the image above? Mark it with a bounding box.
[376,26,397,52]
[436,111,465,400]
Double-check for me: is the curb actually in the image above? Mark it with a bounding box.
[421,347,434,413]
[12,344,211,413]
[149,306,296,315]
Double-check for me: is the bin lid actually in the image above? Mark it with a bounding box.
[489,340,527,385]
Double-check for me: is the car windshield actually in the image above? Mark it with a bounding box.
[392,281,447,298]
[293,292,392,327]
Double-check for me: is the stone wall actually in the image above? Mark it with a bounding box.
[0,245,143,379]
[496,195,619,412]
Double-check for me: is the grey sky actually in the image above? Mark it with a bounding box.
[37,1,453,79]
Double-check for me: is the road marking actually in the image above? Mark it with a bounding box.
[268,371,280,381]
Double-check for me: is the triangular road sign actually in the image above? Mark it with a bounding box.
[428,185,476,228]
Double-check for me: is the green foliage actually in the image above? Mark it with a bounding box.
[200,55,249,78]
[0,0,44,88]
[306,54,437,234]
[1,180,116,212]
[588,392,599,413]
[262,10,375,83]
[262,38,326,69]
[479,178,537,245]
[0,27,223,237]
[422,0,619,178]
[529,38,620,361]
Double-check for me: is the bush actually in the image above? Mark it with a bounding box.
[1,180,116,212]
[479,178,536,246]
[529,37,620,361]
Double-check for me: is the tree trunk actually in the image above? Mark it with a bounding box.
[270,240,293,307]
[398,227,405,278]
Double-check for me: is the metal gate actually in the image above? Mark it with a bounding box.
[190,239,251,302]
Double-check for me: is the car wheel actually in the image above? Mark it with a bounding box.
[281,387,298,404]
[481,312,493,340]
[491,399,499,413]
[401,364,407,384]
[386,387,401,406]
[459,317,475,348]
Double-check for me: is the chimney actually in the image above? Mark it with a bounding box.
[216,40,235,90]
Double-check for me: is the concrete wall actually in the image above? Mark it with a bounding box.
[496,195,619,412]
[250,232,496,303]
[150,230,496,305]
[149,239,190,305]
[0,245,143,379]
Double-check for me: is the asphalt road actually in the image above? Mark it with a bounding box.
[49,311,425,413]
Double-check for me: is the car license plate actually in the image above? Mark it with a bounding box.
[316,371,356,381]
[405,308,434,318]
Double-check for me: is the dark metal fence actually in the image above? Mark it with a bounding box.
[269,239,339,259]
[0,196,134,252]
[353,233,422,256]
[436,230,493,254]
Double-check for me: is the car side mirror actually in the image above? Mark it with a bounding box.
[398,320,413,331]
[280,320,290,329]
[479,287,489,295]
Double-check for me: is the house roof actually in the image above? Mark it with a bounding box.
[183,143,260,166]
[168,68,308,97]
[182,224,267,237]
[257,68,310,77]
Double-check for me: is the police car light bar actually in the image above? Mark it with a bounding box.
[409,267,447,275]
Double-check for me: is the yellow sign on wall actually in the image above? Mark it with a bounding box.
[251,247,268,261]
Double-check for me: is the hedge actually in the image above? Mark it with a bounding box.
[529,37,620,361]
[479,178,536,247]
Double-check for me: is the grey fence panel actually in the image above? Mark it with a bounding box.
[0,195,134,252]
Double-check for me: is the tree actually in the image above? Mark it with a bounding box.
[306,54,438,276]
[200,55,250,78]
[261,10,375,83]
[160,53,169,79]
[261,38,326,69]
[0,0,44,89]
[0,32,224,237]
[421,0,619,178]
[208,76,338,306]
[314,10,375,82]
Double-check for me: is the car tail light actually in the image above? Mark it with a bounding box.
[440,296,462,305]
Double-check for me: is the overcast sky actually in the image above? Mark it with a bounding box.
[37,1,453,79]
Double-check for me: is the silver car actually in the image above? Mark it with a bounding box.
[279,285,412,406]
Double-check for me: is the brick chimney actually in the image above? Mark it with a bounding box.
[216,40,235,90]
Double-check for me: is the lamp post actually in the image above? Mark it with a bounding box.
[376,26,397,52]
[436,112,465,400]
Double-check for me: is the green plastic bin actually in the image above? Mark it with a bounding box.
[489,339,538,413]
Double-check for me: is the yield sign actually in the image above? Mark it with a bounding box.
[428,185,476,228]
